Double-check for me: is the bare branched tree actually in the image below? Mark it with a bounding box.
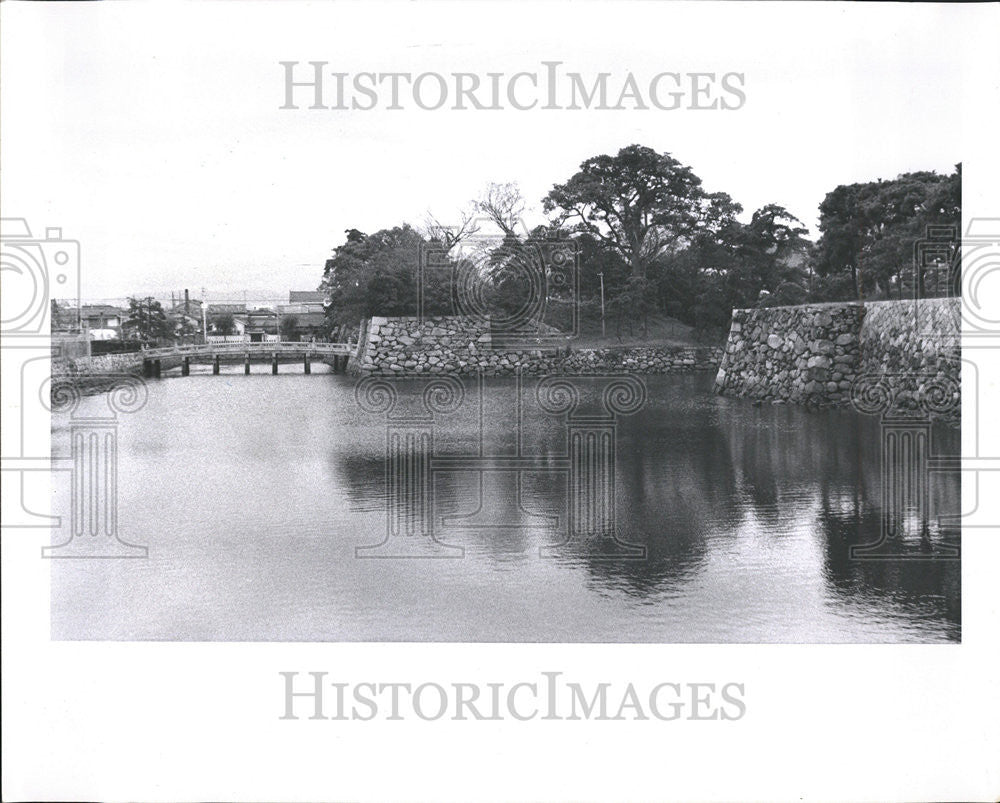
[476,182,525,238]
[423,202,480,251]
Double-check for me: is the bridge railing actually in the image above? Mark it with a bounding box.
[139,341,354,358]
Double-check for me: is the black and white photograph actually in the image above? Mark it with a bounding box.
[2,1,998,801]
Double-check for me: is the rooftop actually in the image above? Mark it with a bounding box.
[80,304,125,316]
[208,303,247,313]
[289,291,325,303]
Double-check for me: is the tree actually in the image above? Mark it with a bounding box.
[814,166,961,300]
[170,314,200,343]
[50,299,76,332]
[214,313,236,336]
[125,297,171,342]
[320,225,452,329]
[424,182,525,249]
[476,182,525,238]
[279,315,299,341]
[543,144,730,281]
[423,203,480,251]
[650,204,809,335]
[725,204,810,303]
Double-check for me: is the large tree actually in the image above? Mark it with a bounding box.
[212,313,237,336]
[320,225,453,328]
[125,296,172,342]
[652,203,809,334]
[543,144,736,280]
[814,166,961,299]
[279,315,300,341]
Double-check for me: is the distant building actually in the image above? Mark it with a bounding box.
[168,311,202,343]
[208,303,247,315]
[80,304,125,332]
[288,290,325,305]
[169,298,203,316]
[206,303,248,336]
[278,291,328,341]
[246,308,278,342]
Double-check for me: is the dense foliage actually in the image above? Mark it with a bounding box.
[813,166,961,301]
[124,296,173,342]
[318,146,961,341]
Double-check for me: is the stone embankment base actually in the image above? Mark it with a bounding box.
[713,298,960,421]
[357,316,722,376]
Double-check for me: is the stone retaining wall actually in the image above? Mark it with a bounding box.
[52,352,186,392]
[714,298,960,417]
[357,315,722,376]
[52,352,146,378]
[713,303,865,405]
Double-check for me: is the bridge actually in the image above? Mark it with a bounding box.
[139,341,355,377]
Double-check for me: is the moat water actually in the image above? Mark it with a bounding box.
[49,366,960,642]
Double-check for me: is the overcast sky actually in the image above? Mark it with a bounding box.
[1,1,985,302]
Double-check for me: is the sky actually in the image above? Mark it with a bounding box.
[1,1,985,303]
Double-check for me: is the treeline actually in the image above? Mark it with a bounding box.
[319,145,961,339]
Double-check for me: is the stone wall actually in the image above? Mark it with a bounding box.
[357,315,722,376]
[52,352,185,394]
[714,298,960,417]
[713,303,864,405]
[857,297,960,418]
[52,352,146,378]
[49,352,150,396]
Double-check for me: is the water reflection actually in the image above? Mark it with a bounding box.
[329,373,960,640]
[50,369,960,642]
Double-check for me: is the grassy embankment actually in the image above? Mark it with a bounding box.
[567,310,714,350]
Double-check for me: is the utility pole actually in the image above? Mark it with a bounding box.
[597,272,606,338]
[201,287,208,343]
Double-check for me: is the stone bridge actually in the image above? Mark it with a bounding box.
[139,341,354,376]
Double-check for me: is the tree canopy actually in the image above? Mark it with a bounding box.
[319,225,455,328]
[543,144,737,280]
[814,166,961,299]
[316,146,959,342]
[125,296,172,342]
